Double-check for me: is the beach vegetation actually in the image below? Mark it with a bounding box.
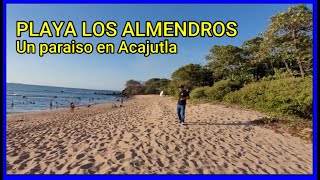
[123,5,313,123]
[188,5,313,121]
[144,78,171,94]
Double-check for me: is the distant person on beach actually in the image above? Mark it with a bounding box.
[70,102,75,111]
[49,101,53,108]
[11,101,14,108]
[120,97,123,107]
[112,103,117,108]
[177,85,189,124]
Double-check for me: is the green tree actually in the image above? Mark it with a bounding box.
[158,78,171,91]
[171,64,213,90]
[144,78,170,94]
[166,80,181,96]
[123,80,144,96]
[242,36,274,80]
[206,45,244,81]
[262,4,312,78]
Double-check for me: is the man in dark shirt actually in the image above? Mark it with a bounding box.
[177,85,189,124]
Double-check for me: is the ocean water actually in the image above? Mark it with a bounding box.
[6,83,121,113]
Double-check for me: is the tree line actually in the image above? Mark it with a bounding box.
[124,5,312,94]
[122,5,313,119]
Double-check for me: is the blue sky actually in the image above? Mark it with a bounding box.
[6,4,312,90]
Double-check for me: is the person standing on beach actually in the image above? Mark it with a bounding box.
[70,102,75,111]
[120,97,123,106]
[177,85,189,124]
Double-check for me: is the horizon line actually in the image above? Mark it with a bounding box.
[6,82,122,92]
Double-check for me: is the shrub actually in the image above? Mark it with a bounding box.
[205,78,244,101]
[190,86,210,99]
[223,77,312,119]
[261,69,293,81]
[166,81,180,97]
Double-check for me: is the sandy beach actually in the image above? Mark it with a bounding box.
[6,95,312,174]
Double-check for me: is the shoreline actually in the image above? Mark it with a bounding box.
[6,98,126,116]
[6,95,312,174]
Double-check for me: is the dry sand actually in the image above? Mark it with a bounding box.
[6,95,312,174]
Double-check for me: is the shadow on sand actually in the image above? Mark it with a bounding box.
[184,117,277,126]
[184,120,264,126]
